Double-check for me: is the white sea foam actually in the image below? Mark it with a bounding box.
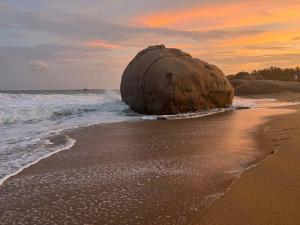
[0,90,298,185]
[157,108,232,120]
[232,96,299,108]
[0,90,130,125]
[0,135,76,186]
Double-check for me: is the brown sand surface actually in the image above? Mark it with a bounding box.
[196,93,300,225]
[0,98,296,225]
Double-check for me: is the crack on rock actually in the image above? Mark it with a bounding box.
[140,55,190,113]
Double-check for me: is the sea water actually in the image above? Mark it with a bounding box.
[0,90,296,185]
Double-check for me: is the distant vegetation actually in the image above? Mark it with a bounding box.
[228,67,300,82]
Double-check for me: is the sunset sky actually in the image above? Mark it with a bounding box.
[1,0,300,90]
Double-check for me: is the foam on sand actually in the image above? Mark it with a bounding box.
[0,135,76,186]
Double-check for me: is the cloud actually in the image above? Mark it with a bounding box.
[134,0,300,30]
[290,36,300,41]
[135,1,252,28]
[245,45,290,50]
[0,1,269,48]
[29,60,49,71]
[0,44,128,90]
[0,0,300,90]
[85,40,120,49]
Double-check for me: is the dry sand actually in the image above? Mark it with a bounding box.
[196,93,300,225]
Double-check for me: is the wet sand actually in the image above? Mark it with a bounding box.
[196,94,300,225]
[0,103,295,225]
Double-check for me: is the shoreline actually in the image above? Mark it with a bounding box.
[0,136,76,187]
[0,96,298,224]
[0,103,280,188]
[196,101,300,224]
[0,108,232,188]
[0,95,296,189]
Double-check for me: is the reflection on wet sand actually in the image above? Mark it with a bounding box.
[0,107,294,225]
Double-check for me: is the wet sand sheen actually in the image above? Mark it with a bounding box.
[0,107,293,225]
[195,103,300,224]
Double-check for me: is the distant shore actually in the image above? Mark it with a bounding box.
[0,94,299,224]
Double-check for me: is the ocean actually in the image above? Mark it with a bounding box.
[0,90,294,185]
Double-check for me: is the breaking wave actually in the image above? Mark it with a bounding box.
[0,90,130,125]
[1,89,292,185]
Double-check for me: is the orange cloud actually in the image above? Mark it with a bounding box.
[86,40,120,49]
[218,30,300,50]
[135,0,300,31]
[136,1,251,28]
[128,1,300,74]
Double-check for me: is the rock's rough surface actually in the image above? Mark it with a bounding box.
[120,45,234,114]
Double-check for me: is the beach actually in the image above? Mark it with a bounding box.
[196,93,300,225]
[0,94,299,225]
[2,0,300,224]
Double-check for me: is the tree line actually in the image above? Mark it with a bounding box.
[230,67,300,81]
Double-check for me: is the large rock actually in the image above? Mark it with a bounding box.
[231,72,256,81]
[120,45,234,114]
[228,72,264,88]
[235,80,300,95]
[229,79,251,88]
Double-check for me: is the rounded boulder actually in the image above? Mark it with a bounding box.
[120,45,234,115]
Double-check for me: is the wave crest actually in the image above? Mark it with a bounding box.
[0,90,129,125]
